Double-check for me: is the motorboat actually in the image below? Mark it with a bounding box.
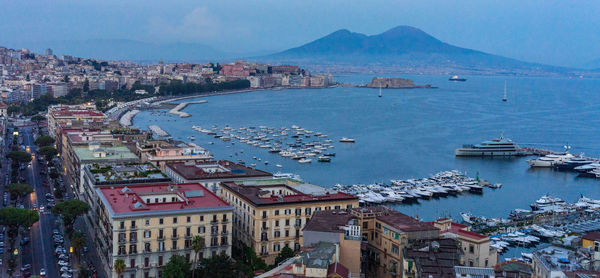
[527,145,574,167]
[339,137,356,143]
[298,158,312,164]
[554,156,594,171]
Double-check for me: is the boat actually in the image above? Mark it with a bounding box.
[449,75,466,82]
[527,145,574,167]
[530,195,566,210]
[318,156,331,162]
[455,134,525,156]
[502,81,508,102]
[554,156,594,171]
[461,212,473,224]
[298,158,312,164]
[323,152,336,157]
[378,86,382,98]
[276,164,283,168]
[339,137,356,143]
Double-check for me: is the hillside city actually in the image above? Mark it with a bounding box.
[0,47,598,278]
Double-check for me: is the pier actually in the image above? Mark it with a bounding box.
[148,125,169,137]
[119,109,140,127]
[168,100,207,118]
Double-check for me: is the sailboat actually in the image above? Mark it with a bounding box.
[502,81,507,102]
[378,86,382,98]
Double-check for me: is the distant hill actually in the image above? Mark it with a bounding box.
[263,26,574,75]
[6,39,232,63]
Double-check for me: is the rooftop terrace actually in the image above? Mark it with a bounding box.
[167,160,272,181]
[85,163,170,185]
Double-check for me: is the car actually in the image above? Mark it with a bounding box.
[58,254,68,260]
[0,242,4,247]
[60,266,71,273]
[0,248,4,254]
[53,229,60,235]
[39,268,46,276]
[58,260,69,266]
[32,204,37,209]
[83,246,88,252]
[0,258,3,265]
[60,273,72,278]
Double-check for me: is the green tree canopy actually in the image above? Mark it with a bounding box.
[7,183,33,198]
[163,254,191,278]
[38,146,58,161]
[0,207,39,233]
[34,136,55,147]
[274,246,295,266]
[51,200,89,231]
[114,258,126,275]
[197,253,235,278]
[31,115,46,123]
[7,151,32,164]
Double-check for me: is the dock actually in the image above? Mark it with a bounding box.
[149,125,169,137]
[169,100,207,118]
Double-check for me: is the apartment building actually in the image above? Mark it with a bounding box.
[219,179,359,264]
[432,218,498,268]
[47,104,107,138]
[164,160,272,193]
[95,183,233,278]
[350,206,440,278]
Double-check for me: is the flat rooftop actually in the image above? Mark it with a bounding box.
[353,206,438,233]
[303,209,357,234]
[98,183,231,217]
[51,109,105,118]
[85,163,171,185]
[221,181,357,207]
[167,160,272,180]
[73,145,139,162]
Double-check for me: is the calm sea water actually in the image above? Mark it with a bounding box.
[133,74,600,222]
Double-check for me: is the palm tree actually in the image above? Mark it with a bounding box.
[114,258,126,277]
[191,235,205,278]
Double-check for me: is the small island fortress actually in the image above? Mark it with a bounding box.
[364,77,432,88]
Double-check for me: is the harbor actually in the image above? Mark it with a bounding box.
[168,100,208,118]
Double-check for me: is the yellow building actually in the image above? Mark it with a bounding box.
[350,206,440,278]
[432,218,498,268]
[219,179,359,264]
[95,183,232,278]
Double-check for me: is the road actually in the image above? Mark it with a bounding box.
[21,126,60,278]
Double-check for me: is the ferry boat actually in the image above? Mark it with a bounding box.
[455,135,525,156]
[449,75,466,82]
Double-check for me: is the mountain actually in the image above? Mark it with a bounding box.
[4,39,231,63]
[264,26,573,75]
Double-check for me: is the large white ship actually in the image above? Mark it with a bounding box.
[455,135,525,157]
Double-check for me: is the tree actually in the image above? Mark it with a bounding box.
[34,135,54,147]
[70,231,86,260]
[7,183,33,198]
[236,244,267,276]
[83,78,89,92]
[78,266,90,278]
[191,236,205,278]
[274,246,295,266]
[38,146,58,161]
[197,253,235,278]
[114,258,126,277]
[63,74,69,83]
[51,200,89,232]
[7,151,32,164]
[163,254,191,278]
[31,115,46,127]
[0,207,39,236]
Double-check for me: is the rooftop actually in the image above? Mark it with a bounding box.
[296,242,337,269]
[73,145,138,162]
[167,160,272,181]
[221,181,357,207]
[51,109,106,118]
[533,245,579,272]
[582,231,600,242]
[354,206,438,233]
[85,163,170,185]
[404,238,462,277]
[97,183,231,218]
[303,209,357,234]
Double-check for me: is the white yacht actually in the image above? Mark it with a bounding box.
[527,146,574,167]
[298,158,312,164]
[339,137,356,143]
[455,134,525,156]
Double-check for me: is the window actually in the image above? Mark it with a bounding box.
[131,220,136,228]
[469,244,474,254]
[222,214,227,221]
[334,205,340,210]
[158,229,164,239]
[392,244,399,255]
[144,242,151,252]
[158,242,164,251]
[144,230,151,238]
[273,244,280,252]
[295,219,301,227]
[172,228,178,238]
[285,219,290,226]
[274,231,280,238]
[118,245,126,255]
[262,211,267,219]
[144,257,149,267]
[158,256,163,266]
[284,209,291,215]
[305,208,311,216]
[275,220,279,227]
[130,259,135,268]
[274,210,280,216]
[200,216,204,222]
[285,230,289,237]
[295,208,301,216]
[173,217,178,224]
[198,226,205,234]
[363,222,368,229]
[119,221,125,229]
[159,218,164,225]
[315,207,321,211]
[187,216,191,223]
[485,259,489,267]
[145,219,150,226]
[186,227,191,237]
[346,204,353,209]
[185,239,191,248]
[469,260,474,267]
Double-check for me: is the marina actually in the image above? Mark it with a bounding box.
[333,170,498,205]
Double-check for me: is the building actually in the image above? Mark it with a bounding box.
[135,140,211,171]
[454,266,496,278]
[45,48,53,56]
[351,206,440,277]
[402,238,463,278]
[219,179,359,264]
[164,160,272,193]
[494,261,533,278]
[302,209,362,278]
[31,83,47,99]
[69,143,139,197]
[95,183,233,278]
[582,232,600,270]
[433,218,498,268]
[48,82,68,97]
[47,104,108,138]
[532,246,580,278]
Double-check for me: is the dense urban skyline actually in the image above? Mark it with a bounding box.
[2,0,600,67]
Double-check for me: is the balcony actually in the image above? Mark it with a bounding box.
[261,237,269,242]
[130,226,138,231]
[185,234,192,239]
[118,238,127,244]
[221,219,229,224]
[129,239,137,244]
[210,220,219,225]
[171,235,179,240]
[261,226,269,231]
[157,236,165,241]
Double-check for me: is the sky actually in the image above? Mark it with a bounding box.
[1,0,600,67]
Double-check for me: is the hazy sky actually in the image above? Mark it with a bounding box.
[2,0,599,67]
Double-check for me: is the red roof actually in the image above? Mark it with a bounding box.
[99,183,230,215]
[446,222,487,240]
[583,231,600,242]
[327,262,349,278]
